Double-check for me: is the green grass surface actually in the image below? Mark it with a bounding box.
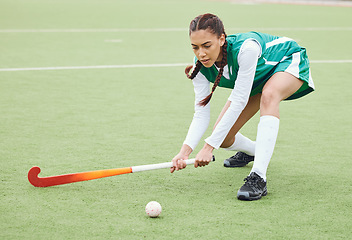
[1,0,352,239]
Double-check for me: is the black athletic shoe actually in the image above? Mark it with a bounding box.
[237,172,267,201]
[223,152,254,168]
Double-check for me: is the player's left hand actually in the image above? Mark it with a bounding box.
[195,143,214,168]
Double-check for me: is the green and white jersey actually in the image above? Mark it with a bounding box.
[198,31,314,100]
[183,32,315,150]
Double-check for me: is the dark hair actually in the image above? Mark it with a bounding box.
[185,13,228,106]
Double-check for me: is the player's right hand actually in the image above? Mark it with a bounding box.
[170,155,188,173]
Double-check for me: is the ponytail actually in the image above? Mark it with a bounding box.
[185,60,202,79]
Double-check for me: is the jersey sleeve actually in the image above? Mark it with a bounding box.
[183,70,211,150]
[205,39,261,149]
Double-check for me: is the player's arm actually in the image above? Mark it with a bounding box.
[203,39,261,150]
[171,71,211,173]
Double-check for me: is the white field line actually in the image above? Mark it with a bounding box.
[0,28,188,33]
[231,0,352,7]
[0,63,190,72]
[0,60,351,72]
[311,60,352,63]
[0,27,352,33]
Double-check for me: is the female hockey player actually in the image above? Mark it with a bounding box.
[170,13,314,201]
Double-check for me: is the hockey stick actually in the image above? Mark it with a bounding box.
[28,156,215,187]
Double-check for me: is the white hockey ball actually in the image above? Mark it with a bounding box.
[145,201,162,218]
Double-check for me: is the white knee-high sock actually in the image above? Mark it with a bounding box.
[250,115,280,181]
[224,132,256,156]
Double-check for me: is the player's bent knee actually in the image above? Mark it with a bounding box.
[260,89,281,108]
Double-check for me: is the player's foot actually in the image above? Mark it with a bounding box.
[223,152,254,167]
[237,172,267,201]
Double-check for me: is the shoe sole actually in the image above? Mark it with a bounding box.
[237,190,267,201]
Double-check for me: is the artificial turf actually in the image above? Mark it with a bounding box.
[1,0,351,239]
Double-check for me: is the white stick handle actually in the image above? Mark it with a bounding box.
[131,156,215,173]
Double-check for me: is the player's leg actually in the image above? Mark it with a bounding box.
[218,93,261,148]
[213,94,261,167]
[252,72,303,177]
[237,72,304,201]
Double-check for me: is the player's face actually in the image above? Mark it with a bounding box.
[190,29,225,68]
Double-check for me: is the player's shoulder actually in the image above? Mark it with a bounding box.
[227,32,279,54]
